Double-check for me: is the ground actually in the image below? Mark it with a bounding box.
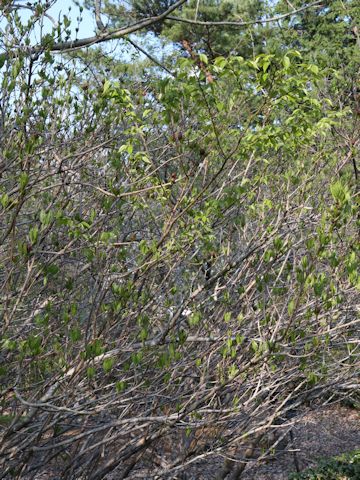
[161,404,360,480]
[15,404,360,479]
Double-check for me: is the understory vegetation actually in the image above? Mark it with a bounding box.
[289,450,360,480]
[0,1,359,479]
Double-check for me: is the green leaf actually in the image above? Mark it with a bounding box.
[0,53,6,69]
[307,372,317,385]
[199,53,208,65]
[308,64,319,75]
[27,335,42,356]
[330,181,347,203]
[248,59,260,70]
[69,327,81,342]
[263,60,270,72]
[0,193,9,209]
[29,226,39,245]
[288,300,295,316]
[283,56,291,69]
[63,15,71,28]
[103,79,111,95]
[189,311,201,326]
[214,56,227,69]
[40,209,52,226]
[116,381,127,393]
[228,364,239,379]
[19,172,29,190]
[87,367,96,379]
[85,340,104,359]
[103,357,114,373]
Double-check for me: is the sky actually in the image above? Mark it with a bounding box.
[0,1,165,64]
[10,0,97,41]
[46,0,96,38]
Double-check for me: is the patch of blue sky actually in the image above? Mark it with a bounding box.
[1,1,175,66]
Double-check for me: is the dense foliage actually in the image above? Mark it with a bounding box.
[0,1,359,479]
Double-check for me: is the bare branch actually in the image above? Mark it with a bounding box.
[126,37,175,76]
[166,1,324,28]
[94,0,105,31]
[2,1,58,27]
[3,0,187,57]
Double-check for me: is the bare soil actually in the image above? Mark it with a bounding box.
[16,404,360,479]
[175,404,360,480]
